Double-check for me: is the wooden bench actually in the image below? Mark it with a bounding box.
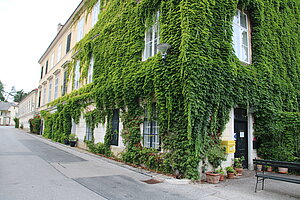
[253,159,300,192]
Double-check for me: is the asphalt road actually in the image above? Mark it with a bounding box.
[0,126,299,200]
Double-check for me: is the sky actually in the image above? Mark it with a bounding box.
[0,0,82,94]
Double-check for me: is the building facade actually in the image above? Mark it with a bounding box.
[0,102,16,126]
[8,103,18,126]
[38,0,300,179]
[17,89,38,131]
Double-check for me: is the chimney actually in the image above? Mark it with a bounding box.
[57,23,63,32]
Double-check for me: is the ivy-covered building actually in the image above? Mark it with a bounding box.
[37,0,300,179]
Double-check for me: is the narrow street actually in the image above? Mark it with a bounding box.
[0,127,299,200]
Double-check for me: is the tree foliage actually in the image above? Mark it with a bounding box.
[0,80,5,101]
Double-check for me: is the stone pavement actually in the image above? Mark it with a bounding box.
[1,126,299,200]
[29,129,300,200]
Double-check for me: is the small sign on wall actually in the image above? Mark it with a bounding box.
[240,132,245,138]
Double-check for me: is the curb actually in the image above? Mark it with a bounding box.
[25,132,184,183]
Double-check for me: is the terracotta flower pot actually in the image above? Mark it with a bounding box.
[256,165,262,172]
[235,168,243,175]
[219,174,225,181]
[278,167,288,174]
[266,166,272,172]
[227,172,235,179]
[206,172,221,184]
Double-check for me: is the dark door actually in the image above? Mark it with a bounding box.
[234,108,248,168]
[111,109,119,146]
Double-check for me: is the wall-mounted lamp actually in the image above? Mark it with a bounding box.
[157,43,171,61]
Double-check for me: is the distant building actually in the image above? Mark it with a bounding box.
[0,102,16,126]
[8,103,18,126]
[16,89,38,131]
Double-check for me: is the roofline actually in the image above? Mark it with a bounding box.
[18,89,38,104]
[38,0,85,64]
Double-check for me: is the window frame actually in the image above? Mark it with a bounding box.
[77,18,84,42]
[143,104,160,149]
[66,33,72,54]
[43,87,46,105]
[57,44,62,63]
[86,123,93,141]
[48,79,52,103]
[142,11,160,61]
[54,76,59,100]
[92,0,100,27]
[87,56,94,84]
[74,61,80,90]
[232,9,251,64]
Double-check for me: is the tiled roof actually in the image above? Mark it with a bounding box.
[0,102,15,111]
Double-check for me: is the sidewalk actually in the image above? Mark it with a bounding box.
[27,131,300,200]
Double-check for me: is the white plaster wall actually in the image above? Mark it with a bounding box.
[75,115,86,141]
[220,108,235,168]
[19,113,34,131]
[94,123,106,144]
[248,111,256,170]
[118,118,125,147]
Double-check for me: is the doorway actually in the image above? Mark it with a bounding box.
[234,108,248,168]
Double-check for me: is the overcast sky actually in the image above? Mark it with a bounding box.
[0,0,82,94]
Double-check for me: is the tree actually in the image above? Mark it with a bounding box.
[0,80,4,101]
[13,89,27,102]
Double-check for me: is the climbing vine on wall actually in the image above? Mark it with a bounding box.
[42,0,299,179]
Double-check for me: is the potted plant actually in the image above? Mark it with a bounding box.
[266,165,273,172]
[69,134,78,147]
[225,166,236,179]
[63,135,69,145]
[278,167,288,174]
[206,145,226,184]
[233,156,244,175]
[215,169,225,181]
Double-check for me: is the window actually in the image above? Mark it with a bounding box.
[143,104,159,149]
[74,61,80,90]
[232,9,250,63]
[48,79,52,103]
[57,44,62,63]
[92,0,100,27]
[77,18,84,42]
[54,77,59,99]
[43,87,46,105]
[143,11,160,61]
[66,33,72,53]
[110,109,119,146]
[45,61,48,74]
[51,53,55,68]
[87,56,94,84]
[38,91,41,107]
[40,66,44,79]
[62,70,68,96]
[86,123,93,141]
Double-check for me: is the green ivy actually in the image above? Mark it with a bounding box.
[41,0,299,179]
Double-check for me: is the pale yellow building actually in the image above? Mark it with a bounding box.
[37,0,108,150]
[17,89,38,131]
[38,0,100,112]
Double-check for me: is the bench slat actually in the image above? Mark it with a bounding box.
[256,174,300,184]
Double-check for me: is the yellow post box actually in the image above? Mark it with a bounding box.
[221,140,236,154]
